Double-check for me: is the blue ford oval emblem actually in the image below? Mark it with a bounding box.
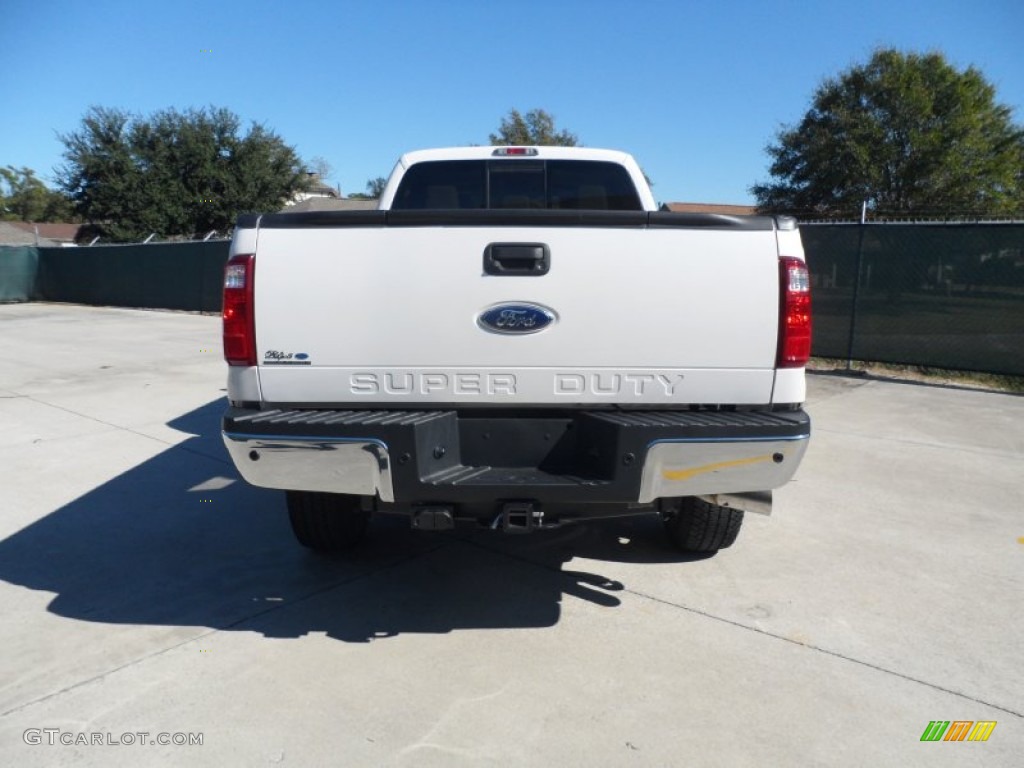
[478,303,556,335]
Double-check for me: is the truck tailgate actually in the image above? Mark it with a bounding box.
[253,223,781,405]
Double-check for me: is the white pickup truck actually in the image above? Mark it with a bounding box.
[221,146,811,555]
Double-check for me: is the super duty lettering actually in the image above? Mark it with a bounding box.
[554,373,685,397]
[350,372,517,396]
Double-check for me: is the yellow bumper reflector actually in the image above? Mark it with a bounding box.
[662,454,774,482]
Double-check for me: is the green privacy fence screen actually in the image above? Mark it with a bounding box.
[33,240,230,312]
[0,246,40,302]
[801,223,1024,376]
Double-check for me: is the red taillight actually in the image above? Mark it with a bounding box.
[778,256,812,368]
[223,253,255,366]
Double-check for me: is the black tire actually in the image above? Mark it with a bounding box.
[662,497,744,554]
[286,491,370,552]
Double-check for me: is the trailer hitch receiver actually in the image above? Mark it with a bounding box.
[497,501,543,533]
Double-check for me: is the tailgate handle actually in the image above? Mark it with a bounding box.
[484,243,550,276]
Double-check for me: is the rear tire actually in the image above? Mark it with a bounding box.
[286,491,370,552]
[662,497,744,554]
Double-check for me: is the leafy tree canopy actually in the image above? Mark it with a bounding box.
[348,176,387,200]
[489,108,579,146]
[57,106,307,241]
[752,49,1024,218]
[0,166,75,222]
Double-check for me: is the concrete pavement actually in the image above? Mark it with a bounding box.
[0,303,1020,766]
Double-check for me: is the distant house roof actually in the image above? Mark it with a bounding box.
[282,172,343,207]
[307,183,340,197]
[303,172,340,198]
[665,202,758,215]
[280,198,378,213]
[0,221,83,246]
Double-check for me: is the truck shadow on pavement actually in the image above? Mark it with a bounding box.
[0,399,706,644]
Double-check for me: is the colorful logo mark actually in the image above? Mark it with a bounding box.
[920,721,996,742]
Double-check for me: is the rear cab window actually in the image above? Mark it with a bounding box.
[391,160,643,210]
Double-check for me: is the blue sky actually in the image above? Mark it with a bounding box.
[2,0,1022,206]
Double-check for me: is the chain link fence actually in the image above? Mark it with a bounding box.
[802,223,1024,375]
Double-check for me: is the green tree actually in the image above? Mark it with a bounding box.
[752,49,1024,218]
[57,106,308,241]
[0,166,75,222]
[489,108,579,146]
[348,177,387,200]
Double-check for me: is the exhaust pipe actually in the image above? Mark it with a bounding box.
[697,490,772,516]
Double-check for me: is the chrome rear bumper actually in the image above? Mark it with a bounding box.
[223,406,809,514]
[223,435,395,502]
[639,436,809,509]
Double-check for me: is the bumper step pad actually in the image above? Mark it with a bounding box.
[223,407,809,504]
